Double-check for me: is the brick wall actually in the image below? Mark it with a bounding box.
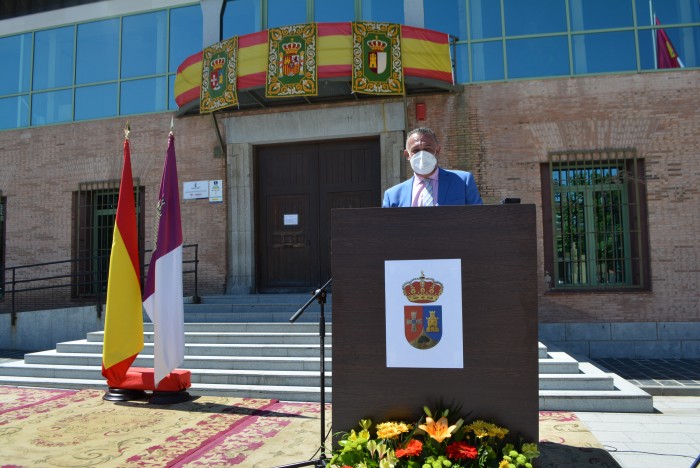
[0,113,227,311]
[1,70,698,324]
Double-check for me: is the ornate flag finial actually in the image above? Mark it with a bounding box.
[170,116,174,134]
[124,122,130,140]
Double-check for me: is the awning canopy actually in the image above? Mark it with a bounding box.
[175,22,460,114]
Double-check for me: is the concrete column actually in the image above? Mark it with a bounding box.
[200,0,224,47]
[226,142,255,293]
[380,131,406,193]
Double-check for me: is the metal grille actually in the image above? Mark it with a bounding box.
[74,180,142,296]
[0,193,4,299]
[549,149,644,289]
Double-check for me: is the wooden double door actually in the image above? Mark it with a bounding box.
[256,138,381,292]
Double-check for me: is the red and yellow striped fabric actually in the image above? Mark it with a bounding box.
[101,136,144,385]
[175,22,452,109]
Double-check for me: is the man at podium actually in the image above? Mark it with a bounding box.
[382,127,483,207]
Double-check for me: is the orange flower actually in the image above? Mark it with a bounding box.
[418,416,457,443]
[395,438,423,458]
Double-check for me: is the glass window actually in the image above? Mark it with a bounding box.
[472,40,504,81]
[223,0,262,37]
[31,89,72,125]
[469,0,502,39]
[268,0,307,28]
[169,74,178,110]
[121,11,167,79]
[572,31,637,74]
[507,36,569,79]
[0,96,29,130]
[0,34,32,95]
[504,0,567,36]
[544,151,649,290]
[33,26,74,91]
[170,5,203,73]
[636,0,700,26]
[76,19,119,85]
[639,25,700,69]
[315,0,354,22]
[75,84,117,120]
[361,0,404,23]
[454,42,469,83]
[569,0,633,31]
[120,77,167,115]
[425,0,467,39]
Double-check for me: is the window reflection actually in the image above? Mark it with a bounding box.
[469,0,502,39]
[76,19,119,85]
[361,0,404,23]
[31,89,72,125]
[573,32,637,74]
[504,0,566,36]
[0,96,29,130]
[223,0,261,38]
[0,34,32,94]
[569,0,633,31]
[170,6,203,73]
[315,0,354,22]
[472,41,504,81]
[268,0,306,28]
[33,26,74,91]
[507,36,569,78]
[120,77,167,115]
[425,0,466,39]
[76,84,117,120]
[121,11,167,79]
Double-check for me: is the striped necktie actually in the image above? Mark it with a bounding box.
[419,179,434,206]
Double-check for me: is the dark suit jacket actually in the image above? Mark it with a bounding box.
[382,167,483,207]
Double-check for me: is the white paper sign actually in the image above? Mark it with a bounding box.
[183,181,209,199]
[385,259,463,368]
[283,214,299,226]
[209,180,223,203]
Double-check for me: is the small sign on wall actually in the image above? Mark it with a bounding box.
[183,181,209,199]
[284,214,299,226]
[209,180,223,203]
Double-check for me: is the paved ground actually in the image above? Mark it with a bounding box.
[2,349,699,467]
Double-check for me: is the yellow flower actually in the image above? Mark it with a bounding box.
[466,420,491,438]
[418,416,457,443]
[498,460,510,468]
[376,421,412,439]
[489,425,509,439]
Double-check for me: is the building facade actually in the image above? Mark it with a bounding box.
[1,0,699,357]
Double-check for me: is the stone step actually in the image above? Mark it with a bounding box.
[0,362,333,387]
[24,350,332,372]
[87,331,332,345]
[143,322,332,333]
[56,340,332,358]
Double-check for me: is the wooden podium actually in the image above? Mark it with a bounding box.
[331,204,538,443]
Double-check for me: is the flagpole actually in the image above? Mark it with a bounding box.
[650,0,657,69]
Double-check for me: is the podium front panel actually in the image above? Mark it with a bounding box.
[331,204,538,443]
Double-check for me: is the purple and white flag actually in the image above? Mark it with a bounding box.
[143,130,185,387]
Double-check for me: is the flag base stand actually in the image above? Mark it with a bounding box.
[103,388,148,402]
[149,390,192,405]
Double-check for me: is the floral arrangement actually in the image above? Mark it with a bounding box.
[330,406,539,468]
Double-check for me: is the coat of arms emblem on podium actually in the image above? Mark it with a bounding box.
[402,272,443,350]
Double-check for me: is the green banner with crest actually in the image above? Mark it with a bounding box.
[266,23,318,98]
[200,37,238,113]
[352,22,404,95]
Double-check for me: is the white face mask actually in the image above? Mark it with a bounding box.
[409,150,437,175]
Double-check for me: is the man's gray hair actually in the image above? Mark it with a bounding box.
[406,127,439,146]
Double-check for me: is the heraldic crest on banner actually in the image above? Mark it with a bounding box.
[200,37,238,113]
[266,23,318,98]
[402,271,443,350]
[352,22,404,95]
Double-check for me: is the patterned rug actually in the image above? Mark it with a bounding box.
[0,386,619,467]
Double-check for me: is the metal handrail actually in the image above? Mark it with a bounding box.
[1,244,199,326]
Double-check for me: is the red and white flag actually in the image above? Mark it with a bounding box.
[143,127,184,387]
[655,16,685,69]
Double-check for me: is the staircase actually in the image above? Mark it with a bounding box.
[0,294,652,412]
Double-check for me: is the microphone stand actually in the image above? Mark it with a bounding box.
[276,278,332,468]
